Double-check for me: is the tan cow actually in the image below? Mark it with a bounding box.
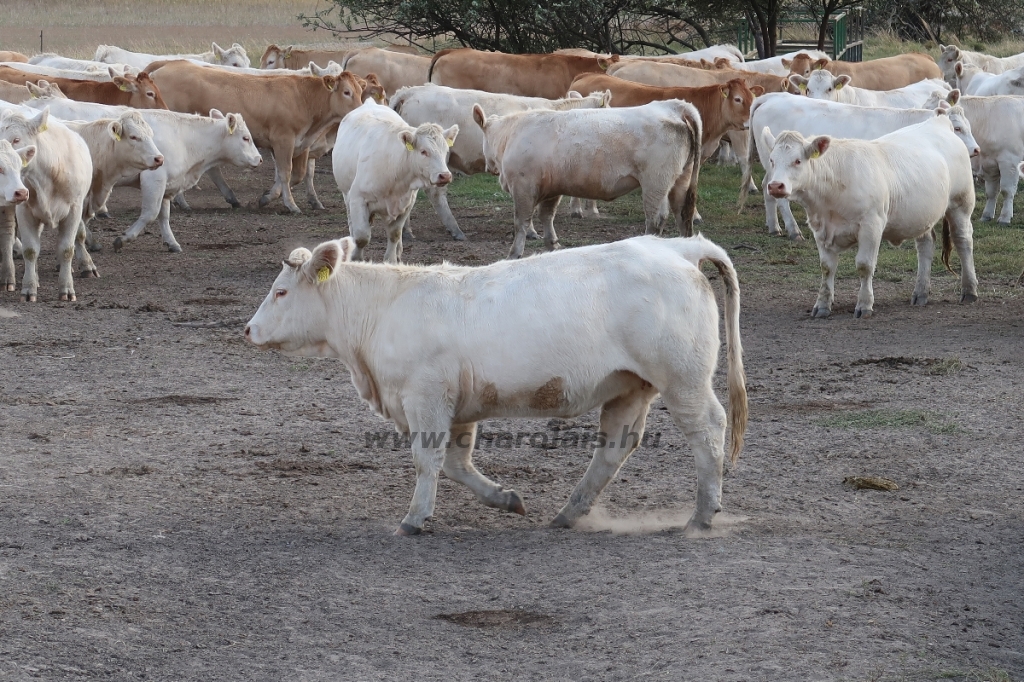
[569,74,761,160]
[0,79,64,104]
[0,51,28,63]
[260,45,356,70]
[146,59,364,213]
[340,47,430,95]
[0,66,166,108]
[430,48,619,99]
[787,53,941,90]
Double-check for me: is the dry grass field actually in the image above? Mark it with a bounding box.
[0,4,1023,681]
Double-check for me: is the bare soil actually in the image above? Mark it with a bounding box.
[1,160,1022,681]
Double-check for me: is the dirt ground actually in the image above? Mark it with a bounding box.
[1,158,1022,681]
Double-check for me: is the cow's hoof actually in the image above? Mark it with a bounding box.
[812,306,830,318]
[682,518,713,538]
[961,292,978,304]
[998,219,1011,226]
[228,199,241,209]
[402,230,415,241]
[394,522,421,536]
[86,242,102,253]
[570,210,583,219]
[788,232,805,242]
[980,215,993,223]
[911,293,928,306]
[257,194,272,208]
[450,232,467,242]
[854,308,872,319]
[3,284,14,292]
[309,200,326,210]
[80,269,99,279]
[165,243,182,253]
[22,293,36,303]
[525,231,541,241]
[97,211,110,219]
[767,229,783,237]
[505,490,526,516]
[113,237,124,253]
[59,293,76,302]
[550,513,573,529]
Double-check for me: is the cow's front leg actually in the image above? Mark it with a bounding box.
[425,185,466,240]
[980,170,999,222]
[17,210,44,302]
[397,405,453,535]
[779,198,804,241]
[55,210,83,301]
[74,220,99,279]
[383,198,415,264]
[272,143,301,214]
[996,159,1018,224]
[912,228,935,306]
[443,423,525,515]
[553,384,658,528]
[115,171,165,252]
[812,238,840,318]
[0,206,17,292]
[156,198,182,253]
[303,157,324,210]
[946,209,979,303]
[853,233,882,318]
[764,186,783,236]
[508,192,537,259]
[206,167,242,209]
[258,149,285,209]
[537,196,562,251]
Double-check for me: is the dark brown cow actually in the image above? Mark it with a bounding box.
[570,74,762,160]
[0,66,166,108]
[146,59,365,213]
[429,48,619,99]
[787,53,942,90]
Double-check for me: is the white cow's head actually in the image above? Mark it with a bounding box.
[0,107,49,153]
[472,104,505,176]
[245,238,357,357]
[790,71,851,100]
[25,80,66,99]
[401,119,458,187]
[209,109,263,169]
[760,127,829,199]
[0,139,35,205]
[213,42,250,68]
[939,104,980,158]
[109,111,164,171]
[938,45,962,83]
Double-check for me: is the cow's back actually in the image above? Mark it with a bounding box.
[343,48,429,94]
[431,49,604,99]
[829,53,941,90]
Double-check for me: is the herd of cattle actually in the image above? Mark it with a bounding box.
[1,38,1023,533]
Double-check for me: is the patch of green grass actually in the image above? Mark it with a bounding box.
[819,409,963,434]
[444,174,513,208]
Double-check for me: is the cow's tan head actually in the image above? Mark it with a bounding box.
[26,80,66,100]
[786,52,821,78]
[719,79,759,131]
[245,238,358,357]
[358,73,387,103]
[323,72,365,117]
[260,44,288,69]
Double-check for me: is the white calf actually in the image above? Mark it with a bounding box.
[791,71,950,108]
[954,61,1024,96]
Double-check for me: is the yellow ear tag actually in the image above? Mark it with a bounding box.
[722,89,728,98]
[284,50,292,59]
[113,132,121,141]
[599,61,608,71]
[29,92,37,99]
[798,83,806,92]
[39,122,47,132]
[446,138,454,147]
[405,142,414,151]
[835,82,843,90]
[118,83,131,92]
[810,149,820,159]
[22,157,29,168]
[316,266,330,283]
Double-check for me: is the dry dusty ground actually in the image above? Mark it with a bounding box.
[0,158,1022,682]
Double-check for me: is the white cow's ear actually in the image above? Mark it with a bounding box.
[759,127,776,151]
[284,247,312,269]
[209,108,225,119]
[806,136,830,159]
[31,107,49,134]
[600,90,612,107]
[1018,161,1024,179]
[781,58,792,68]
[213,42,225,57]
[442,124,458,148]
[108,66,118,79]
[835,75,851,90]
[954,61,964,77]
[109,120,123,142]
[787,74,807,93]
[226,113,238,134]
[306,240,345,284]
[309,61,323,76]
[472,104,487,130]
[400,130,415,151]
[947,89,961,105]
[566,90,582,99]
[16,145,36,168]
[337,237,356,263]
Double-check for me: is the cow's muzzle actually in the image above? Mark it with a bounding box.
[151,155,164,169]
[10,188,28,204]
[767,181,789,199]
[434,172,452,187]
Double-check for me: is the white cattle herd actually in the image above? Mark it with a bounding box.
[1,39,1022,534]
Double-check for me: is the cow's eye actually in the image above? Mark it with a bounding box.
[243,136,251,143]
[275,289,287,299]
[11,137,19,144]
[794,160,801,165]
[954,127,962,132]
[147,92,155,98]
[130,135,138,141]
[421,149,428,156]
[343,90,352,96]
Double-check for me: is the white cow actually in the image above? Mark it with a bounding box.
[474,99,702,258]
[0,106,93,301]
[30,54,140,76]
[61,112,164,251]
[790,71,950,108]
[761,116,978,318]
[23,97,262,252]
[332,99,457,264]
[95,42,250,70]
[245,234,746,536]
[938,44,1024,84]
[390,84,612,240]
[924,91,1024,225]
[733,50,830,76]
[0,79,64,104]
[0,62,124,83]
[0,139,34,205]
[954,61,1024,96]
[676,44,745,64]
[740,93,980,240]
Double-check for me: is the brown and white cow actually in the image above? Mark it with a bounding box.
[0,66,167,108]
[146,59,364,213]
[430,48,619,100]
[569,74,761,160]
[341,47,430,95]
[474,99,702,257]
[787,53,941,90]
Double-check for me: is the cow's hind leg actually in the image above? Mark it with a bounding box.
[55,209,84,301]
[156,198,182,253]
[946,209,979,303]
[996,159,1018,224]
[508,192,538,259]
[0,206,17,292]
[980,170,999,222]
[396,403,455,535]
[660,384,728,536]
[912,228,935,306]
[641,187,671,236]
[552,381,658,528]
[537,196,562,251]
[443,423,525,515]
[74,220,99,279]
[853,232,882,318]
[382,200,415,264]
[812,239,840,318]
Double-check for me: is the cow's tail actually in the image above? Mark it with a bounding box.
[941,218,957,274]
[680,102,703,237]
[680,237,747,465]
[389,86,413,114]
[738,107,759,212]
[428,48,455,83]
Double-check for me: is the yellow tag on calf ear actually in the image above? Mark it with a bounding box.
[113,132,121,141]
[118,83,130,92]
[316,266,331,283]
[22,157,29,167]
[798,83,806,92]
[810,150,820,159]
[405,142,414,151]
[447,138,454,147]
